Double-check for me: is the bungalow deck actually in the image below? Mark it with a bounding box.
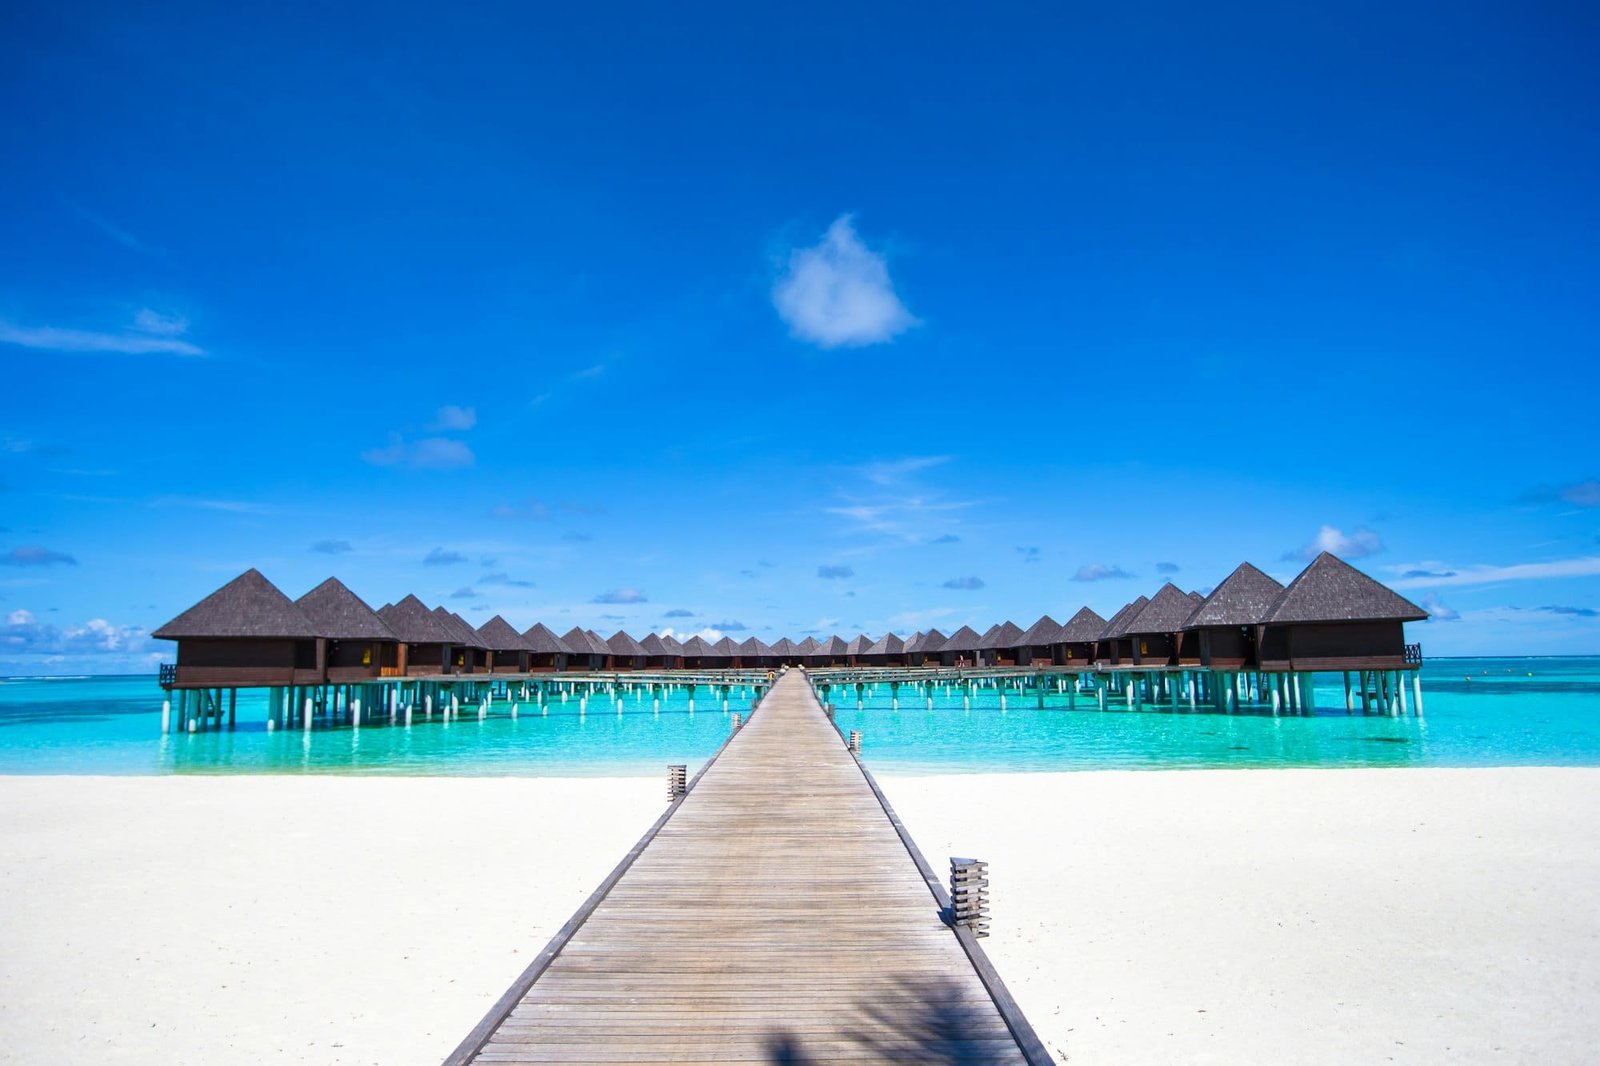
[444,670,1050,1066]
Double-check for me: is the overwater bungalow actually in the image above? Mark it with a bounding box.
[522,622,571,671]
[1013,615,1061,667]
[940,625,983,667]
[607,630,648,671]
[639,632,681,670]
[295,577,400,682]
[769,637,799,665]
[1121,584,1199,668]
[1094,596,1149,666]
[863,632,905,666]
[1180,562,1286,669]
[377,595,457,676]
[431,608,487,673]
[153,569,321,689]
[678,635,716,670]
[1257,553,1428,672]
[816,635,849,666]
[736,636,777,669]
[708,636,739,668]
[908,629,946,667]
[979,620,1025,667]
[845,635,874,665]
[1051,606,1106,666]
[474,615,530,673]
[561,627,610,670]
[795,636,821,663]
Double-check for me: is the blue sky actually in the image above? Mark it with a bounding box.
[2,1,1597,672]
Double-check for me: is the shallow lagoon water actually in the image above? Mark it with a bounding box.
[0,657,1595,775]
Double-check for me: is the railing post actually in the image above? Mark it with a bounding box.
[848,730,861,754]
[950,857,990,937]
[667,764,686,802]
[730,712,742,731]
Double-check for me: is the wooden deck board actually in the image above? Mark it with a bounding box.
[450,670,1047,1065]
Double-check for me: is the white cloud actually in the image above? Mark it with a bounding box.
[859,456,949,486]
[1391,556,1600,589]
[361,434,475,470]
[1290,524,1384,561]
[0,321,203,356]
[429,405,477,431]
[660,625,726,643]
[1420,594,1459,622]
[133,309,189,336]
[773,215,918,348]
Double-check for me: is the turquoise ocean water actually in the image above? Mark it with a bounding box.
[0,658,1595,776]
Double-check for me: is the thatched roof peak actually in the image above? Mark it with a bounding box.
[377,595,455,644]
[294,577,395,641]
[522,622,572,655]
[866,632,903,656]
[154,569,318,640]
[817,635,848,656]
[942,625,983,652]
[1056,606,1107,642]
[1124,583,1196,634]
[1017,615,1061,646]
[607,630,648,657]
[737,636,774,657]
[1183,563,1285,629]
[1263,553,1429,624]
[476,614,529,652]
[980,621,1025,649]
[1099,596,1149,640]
[846,634,875,656]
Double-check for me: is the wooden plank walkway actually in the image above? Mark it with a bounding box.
[446,669,1050,1065]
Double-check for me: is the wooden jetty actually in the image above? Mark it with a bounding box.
[443,670,1052,1066]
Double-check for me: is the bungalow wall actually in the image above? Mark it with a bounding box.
[326,640,398,682]
[1196,627,1255,669]
[404,642,452,676]
[1130,633,1176,667]
[174,638,310,688]
[1052,642,1093,667]
[527,652,567,672]
[491,650,528,674]
[1265,621,1408,670]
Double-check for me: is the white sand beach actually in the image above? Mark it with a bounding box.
[1,767,1596,1065]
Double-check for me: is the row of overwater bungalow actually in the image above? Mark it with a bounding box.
[154,552,1425,691]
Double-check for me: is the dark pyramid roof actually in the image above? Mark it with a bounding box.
[1124,583,1197,634]
[378,595,455,644]
[918,628,948,654]
[866,632,904,656]
[1057,606,1108,642]
[1189,591,1204,604]
[294,577,395,641]
[154,569,318,640]
[561,626,604,656]
[737,636,774,657]
[522,622,573,655]
[812,636,843,656]
[433,608,485,649]
[1263,553,1429,624]
[585,630,613,656]
[796,636,820,654]
[712,636,739,656]
[1099,596,1150,640]
[942,625,983,652]
[846,635,874,656]
[659,633,685,653]
[1017,615,1061,646]
[980,621,1025,649]
[902,631,926,654]
[477,614,530,652]
[679,635,715,657]
[607,630,648,657]
[769,637,798,656]
[1183,563,1287,629]
[639,633,675,657]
